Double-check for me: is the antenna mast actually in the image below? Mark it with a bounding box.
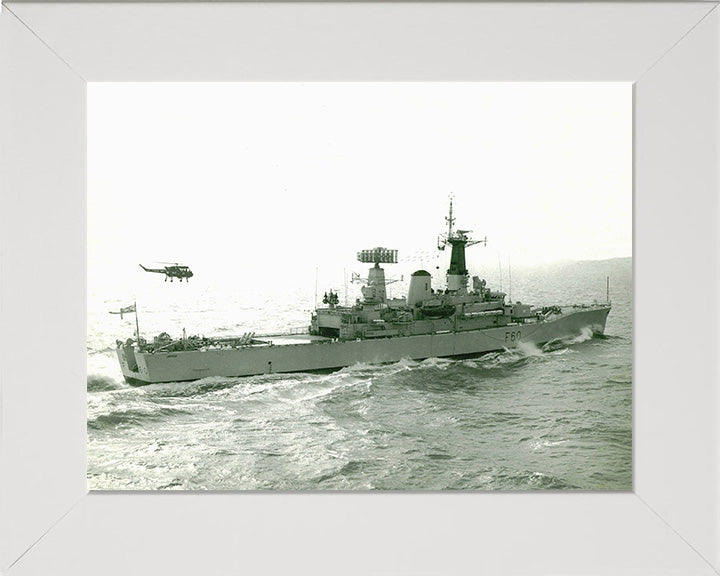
[446,196,455,239]
[134,301,141,348]
[344,268,349,307]
[607,276,610,305]
[508,255,512,303]
[314,266,318,308]
[498,253,503,293]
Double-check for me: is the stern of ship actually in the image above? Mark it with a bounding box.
[116,343,148,384]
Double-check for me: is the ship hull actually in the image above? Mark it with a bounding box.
[117,306,610,384]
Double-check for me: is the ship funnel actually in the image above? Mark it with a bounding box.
[407,270,432,307]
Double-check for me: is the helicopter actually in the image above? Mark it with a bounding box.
[139,263,194,282]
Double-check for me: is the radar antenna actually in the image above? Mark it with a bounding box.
[437,197,487,250]
[354,247,398,304]
[357,247,398,265]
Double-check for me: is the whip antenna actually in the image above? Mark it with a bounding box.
[607,276,610,305]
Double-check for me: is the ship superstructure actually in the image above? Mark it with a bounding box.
[116,201,611,384]
[310,199,534,342]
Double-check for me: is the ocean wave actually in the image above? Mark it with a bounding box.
[148,377,244,398]
[277,381,354,404]
[419,357,455,369]
[542,326,595,352]
[515,341,544,357]
[470,468,580,490]
[294,374,374,407]
[461,348,541,372]
[87,374,124,392]
[87,344,118,355]
[514,471,579,490]
[334,362,386,376]
[339,358,422,376]
[87,405,191,430]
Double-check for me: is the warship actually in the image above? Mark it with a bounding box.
[116,201,611,384]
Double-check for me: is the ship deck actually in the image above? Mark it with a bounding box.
[253,333,331,346]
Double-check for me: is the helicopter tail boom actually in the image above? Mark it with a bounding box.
[139,264,166,274]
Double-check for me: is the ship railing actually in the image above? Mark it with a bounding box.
[255,326,310,338]
[287,326,310,335]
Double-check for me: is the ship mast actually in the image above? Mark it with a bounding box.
[446,196,455,239]
[134,300,141,348]
[438,197,487,294]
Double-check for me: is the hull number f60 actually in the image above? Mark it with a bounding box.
[505,331,521,343]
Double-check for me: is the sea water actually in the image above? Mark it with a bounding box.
[87,258,631,490]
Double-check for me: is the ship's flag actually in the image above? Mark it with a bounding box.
[109,304,136,320]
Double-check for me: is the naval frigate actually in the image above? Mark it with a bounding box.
[116,201,611,384]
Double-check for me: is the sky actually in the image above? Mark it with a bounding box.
[88,83,631,292]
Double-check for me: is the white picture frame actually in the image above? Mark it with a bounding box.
[1,2,718,574]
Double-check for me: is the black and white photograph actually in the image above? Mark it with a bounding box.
[87,82,632,491]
